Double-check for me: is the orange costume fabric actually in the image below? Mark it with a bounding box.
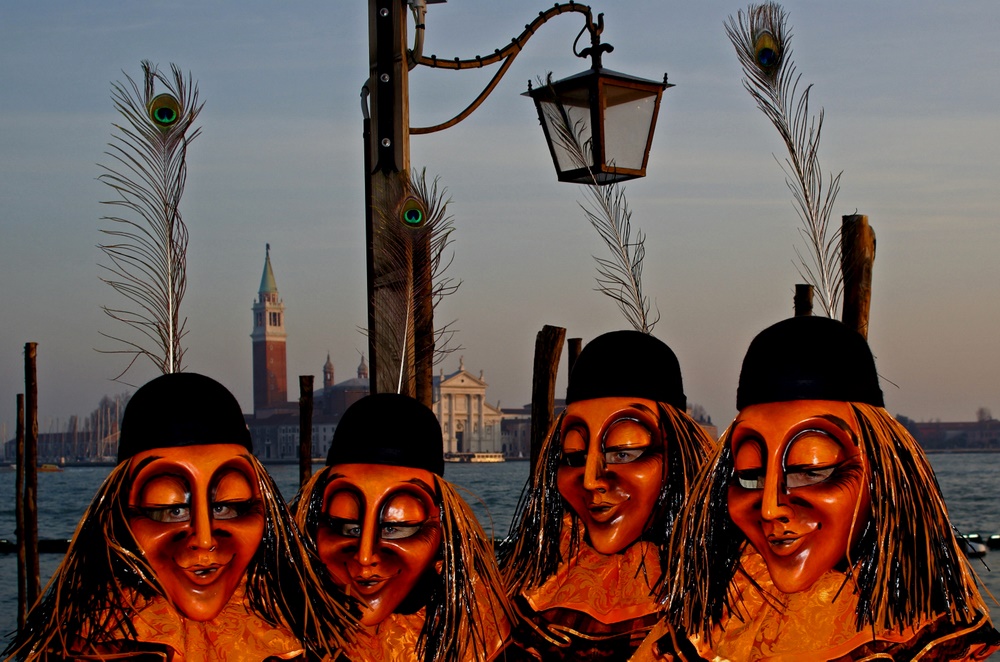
[332,590,510,662]
[514,522,662,660]
[71,583,305,661]
[634,551,998,662]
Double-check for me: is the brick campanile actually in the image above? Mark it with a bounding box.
[251,244,287,414]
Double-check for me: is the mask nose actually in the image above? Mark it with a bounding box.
[583,448,608,491]
[760,465,792,522]
[189,498,216,551]
[355,520,381,567]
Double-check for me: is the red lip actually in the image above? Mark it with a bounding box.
[180,562,227,586]
[587,500,623,524]
[765,532,807,557]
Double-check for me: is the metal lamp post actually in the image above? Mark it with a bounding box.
[364,1,670,403]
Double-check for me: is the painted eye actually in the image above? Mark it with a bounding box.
[605,448,645,465]
[561,451,586,468]
[735,470,765,490]
[381,524,422,540]
[144,505,190,522]
[785,466,837,489]
[212,499,254,520]
[325,517,362,538]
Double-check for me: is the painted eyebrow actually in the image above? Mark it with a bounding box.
[129,454,163,481]
[816,414,860,447]
[403,477,437,500]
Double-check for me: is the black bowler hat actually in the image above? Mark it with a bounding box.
[566,330,687,411]
[327,393,444,476]
[736,316,884,410]
[118,372,252,463]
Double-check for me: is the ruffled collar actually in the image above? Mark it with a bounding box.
[522,521,661,625]
[712,551,937,662]
[130,583,304,661]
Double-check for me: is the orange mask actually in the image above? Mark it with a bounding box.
[557,397,665,554]
[316,464,443,626]
[727,400,870,594]
[127,443,265,622]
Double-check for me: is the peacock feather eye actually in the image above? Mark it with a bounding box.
[753,30,781,73]
[148,93,181,130]
[399,196,426,227]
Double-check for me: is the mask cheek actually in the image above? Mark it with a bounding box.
[316,531,362,584]
[130,519,188,564]
[215,516,265,567]
[726,487,762,540]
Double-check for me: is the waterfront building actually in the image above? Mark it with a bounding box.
[433,357,503,454]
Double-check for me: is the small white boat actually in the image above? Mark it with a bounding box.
[443,452,506,463]
[958,534,988,558]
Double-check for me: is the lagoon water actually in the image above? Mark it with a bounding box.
[1,454,999,651]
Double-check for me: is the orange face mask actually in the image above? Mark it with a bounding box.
[316,464,442,626]
[557,397,666,554]
[727,400,870,594]
[127,443,265,621]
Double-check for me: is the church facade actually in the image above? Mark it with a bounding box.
[433,358,503,455]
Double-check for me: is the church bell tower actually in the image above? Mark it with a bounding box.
[251,244,288,415]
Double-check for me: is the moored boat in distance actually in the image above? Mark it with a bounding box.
[443,452,505,463]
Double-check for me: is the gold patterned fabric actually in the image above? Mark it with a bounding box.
[513,524,662,660]
[523,537,661,625]
[636,551,1000,662]
[126,584,305,661]
[332,585,510,662]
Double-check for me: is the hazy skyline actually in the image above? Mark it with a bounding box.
[2,1,999,439]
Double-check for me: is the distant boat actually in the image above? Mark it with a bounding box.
[958,534,988,558]
[443,452,505,463]
[1,463,63,472]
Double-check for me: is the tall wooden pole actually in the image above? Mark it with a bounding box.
[368,0,425,399]
[529,325,566,478]
[15,394,27,630]
[841,214,876,338]
[298,375,314,487]
[23,342,40,610]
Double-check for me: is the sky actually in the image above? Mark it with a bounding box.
[1,1,999,439]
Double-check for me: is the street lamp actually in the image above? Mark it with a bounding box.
[525,14,671,184]
[364,0,671,403]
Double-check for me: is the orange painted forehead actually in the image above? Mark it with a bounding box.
[127,443,259,498]
[322,463,439,513]
[730,400,861,460]
[561,397,661,433]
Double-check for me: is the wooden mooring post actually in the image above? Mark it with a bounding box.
[529,325,565,478]
[298,375,314,487]
[15,393,27,630]
[841,214,876,338]
[21,342,40,618]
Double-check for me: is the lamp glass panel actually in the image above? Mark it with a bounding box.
[540,99,594,174]
[603,88,658,171]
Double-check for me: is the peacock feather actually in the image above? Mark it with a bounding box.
[97,61,202,380]
[370,168,459,396]
[726,3,844,317]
